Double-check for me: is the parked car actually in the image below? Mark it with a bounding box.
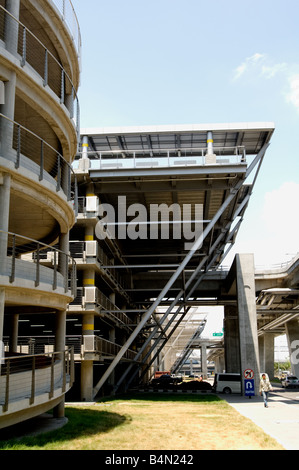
[150,374,182,387]
[281,375,299,388]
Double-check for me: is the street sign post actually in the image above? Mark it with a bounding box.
[243,369,255,397]
[244,379,255,397]
[243,369,254,380]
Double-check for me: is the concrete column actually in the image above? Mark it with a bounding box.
[83,220,95,287]
[0,288,5,375]
[5,0,20,18]
[81,314,94,401]
[82,313,94,336]
[81,217,96,401]
[224,305,240,373]
[59,231,69,271]
[4,0,20,56]
[0,173,11,264]
[201,344,208,379]
[215,354,225,373]
[259,334,275,379]
[9,314,19,353]
[0,173,11,364]
[286,319,299,377]
[54,310,66,418]
[236,254,260,395]
[81,360,94,401]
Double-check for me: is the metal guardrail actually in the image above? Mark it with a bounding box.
[0,231,77,296]
[84,335,136,361]
[0,5,80,139]
[75,145,247,171]
[0,347,74,411]
[70,285,132,329]
[0,114,78,214]
[51,0,82,57]
[69,238,130,291]
[3,336,136,361]
[3,336,82,356]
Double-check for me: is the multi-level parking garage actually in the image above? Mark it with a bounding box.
[0,0,80,429]
[69,122,279,399]
[1,0,298,433]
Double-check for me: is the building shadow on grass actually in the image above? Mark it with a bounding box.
[0,407,128,449]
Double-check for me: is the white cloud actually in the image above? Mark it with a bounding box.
[224,182,299,267]
[232,53,299,112]
[232,53,265,81]
[256,182,299,264]
[286,75,299,110]
[233,53,288,82]
[261,62,287,79]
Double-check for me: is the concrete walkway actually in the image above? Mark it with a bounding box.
[223,388,299,450]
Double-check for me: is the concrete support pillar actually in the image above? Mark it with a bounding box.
[0,172,11,371]
[9,314,19,353]
[53,310,66,418]
[286,319,299,377]
[81,314,94,401]
[81,213,96,401]
[83,269,95,290]
[4,0,20,56]
[58,232,70,299]
[82,313,95,336]
[55,310,66,356]
[0,289,5,375]
[85,225,94,242]
[5,0,20,19]
[215,354,225,373]
[81,360,94,401]
[236,254,260,395]
[224,305,240,373]
[83,219,95,288]
[0,173,11,263]
[259,334,275,379]
[201,344,208,379]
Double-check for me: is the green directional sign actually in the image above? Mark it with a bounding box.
[213,333,223,337]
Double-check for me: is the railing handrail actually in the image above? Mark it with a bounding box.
[0,347,74,411]
[1,349,64,362]
[1,230,73,259]
[78,145,246,158]
[0,5,80,137]
[0,113,78,214]
[50,0,82,57]
[0,230,77,296]
[0,113,77,176]
[0,4,79,92]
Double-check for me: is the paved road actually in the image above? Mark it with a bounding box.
[223,384,299,450]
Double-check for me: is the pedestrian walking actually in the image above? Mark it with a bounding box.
[259,373,273,408]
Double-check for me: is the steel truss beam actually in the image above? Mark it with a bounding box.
[92,144,269,399]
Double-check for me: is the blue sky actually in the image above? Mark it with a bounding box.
[72,0,299,268]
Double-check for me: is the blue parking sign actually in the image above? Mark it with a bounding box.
[244,379,255,397]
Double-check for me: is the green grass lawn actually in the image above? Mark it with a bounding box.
[0,393,284,450]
